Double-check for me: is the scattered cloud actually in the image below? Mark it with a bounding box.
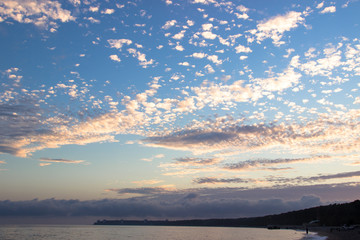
[249,11,305,46]
[0,0,75,29]
[320,6,336,14]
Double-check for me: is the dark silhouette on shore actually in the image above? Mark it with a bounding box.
[94,200,360,228]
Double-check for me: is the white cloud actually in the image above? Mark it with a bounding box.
[192,0,216,4]
[174,44,184,51]
[109,55,121,62]
[316,2,324,9]
[0,0,75,28]
[191,52,207,58]
[202,23,213,31]
[101,9,115,15]
[187,20,195,26]
[204,64,215,74]
[256,67,301,92]
[235,13,249,20]
[284,48,295,58]
[178,62,190,66]
[172,30,186,40]
[202,31,217,39]
[68,0,80,7]
[162,19,177,29]
[354,97,360,104]
[85,17,100,24]
[297,49,342,77]
[251,11,305,46]
[108,39,132,50]
[235,44,252,53]
[236,5,249,12]
[89,6,99,12]
[207,55,223,65]
[127,48,154,68]
[320,6,336,14]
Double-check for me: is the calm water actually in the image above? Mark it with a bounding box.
[0,225,325,240]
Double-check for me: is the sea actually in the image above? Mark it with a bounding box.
[0,225,327,240]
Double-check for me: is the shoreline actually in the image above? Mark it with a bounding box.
[307,227,360,240]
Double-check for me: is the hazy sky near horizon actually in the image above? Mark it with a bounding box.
[0,0,360,222]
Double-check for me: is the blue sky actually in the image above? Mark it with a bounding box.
[0,0,360,223]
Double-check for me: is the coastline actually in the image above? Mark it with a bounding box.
[308,227,360,240]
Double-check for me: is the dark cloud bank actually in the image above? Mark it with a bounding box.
[0,183,358,224]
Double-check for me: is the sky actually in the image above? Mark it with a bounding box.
[0,0,360,224]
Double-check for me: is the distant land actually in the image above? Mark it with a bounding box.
[94,200,360,227]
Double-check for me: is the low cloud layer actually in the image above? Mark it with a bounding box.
[2,182,359,222]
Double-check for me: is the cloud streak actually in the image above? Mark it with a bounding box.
[39,158,85,166]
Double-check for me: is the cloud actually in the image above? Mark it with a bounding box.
[1,183,359,221]
[201,31,217,39]
[173,157,221,166]
[202,23,213,31]
[295,170,360,183]
[235,44,252,53]
[191,52,207,59]
[89,6,99,12]
[172,30,186,40]
[194,169,360,188]
[254,67,301,92]
[295,50,342,77]
[101,9,115,15]
[224,156,330,171]
[68,0,80,7]
[162,19,177,29]
[174,44,184,51]
[127,48,155,68]
[0,0,75,28]
[109,54,121,62]
[204,64,215,73]
[191,0,216,5]
[316,2,324,9]
[250,11,305,46]
[178,61,190,66]
[108,39,133,50]
[207,55,223,65]
[0,100,49,157]
[320,6,336,14]
[142,109,360,156]
[39,158,85,166]
[194,177,255,184]
[141,154,165,162]
[107,187,170,196]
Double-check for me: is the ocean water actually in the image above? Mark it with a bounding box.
[0,225,325,240]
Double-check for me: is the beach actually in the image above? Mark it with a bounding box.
[312,227,360,240]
